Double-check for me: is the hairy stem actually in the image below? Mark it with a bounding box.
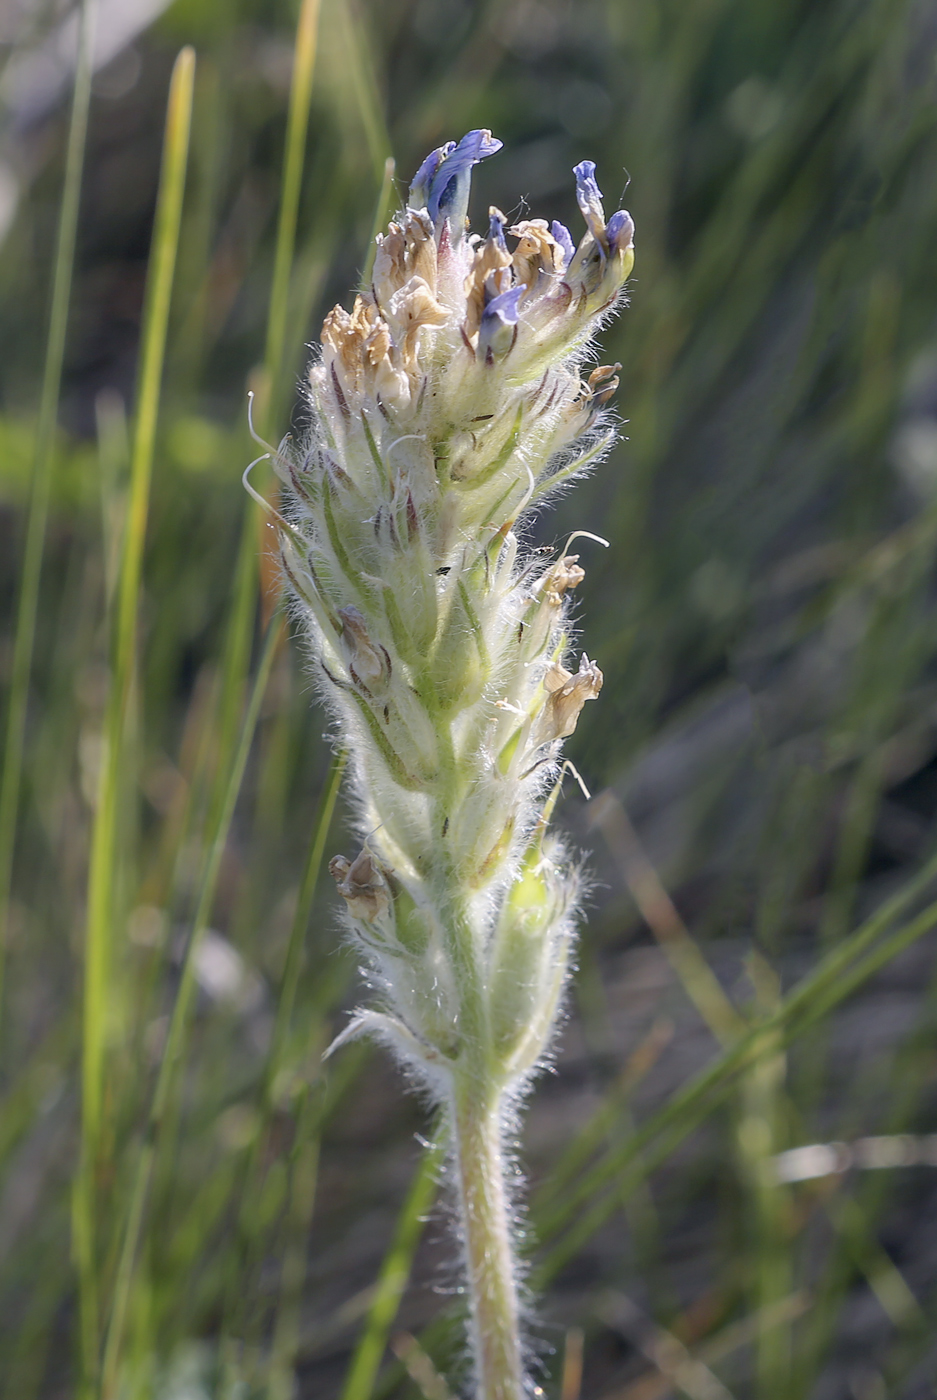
[450,1074,524,1400]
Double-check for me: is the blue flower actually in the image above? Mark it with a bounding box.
[550,220,575,268]
[410,130,503,240]
[478,284,523,360]
[606,209,634,254]
[573,159,608,246]
[409,142,454,212]
[487,205,508,251]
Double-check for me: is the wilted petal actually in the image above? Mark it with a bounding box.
[372,355,411,409]
[401,208,438,290]
[464,207,513,335]
[484,266,513,301]
[533,654,604,744]
[372,223,407,305]
[586,362,621,411]
[537,554,586,607]
[385,275,449,370]
[509,218,565,289]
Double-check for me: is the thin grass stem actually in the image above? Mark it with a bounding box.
[73,45,195,1394]
[333,0,393,183]
[536,835,937,1243]
[99,608,281,1396]
[154,611,282,1121]
[535,883,937,1281]
[205,0,323,935]
[220,748,345,1355]
[262,0,321,430]
[0,0,96,1031]
[267,748,347,1080]
[265,1075,325,1400]
[340,1130,445,1400]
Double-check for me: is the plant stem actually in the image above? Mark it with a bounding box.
[450,1075,524,1400]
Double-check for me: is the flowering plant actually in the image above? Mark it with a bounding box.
[276,130,633,1399]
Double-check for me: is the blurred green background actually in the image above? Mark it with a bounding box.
[4,0,937,1396]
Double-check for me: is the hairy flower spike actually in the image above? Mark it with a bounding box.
[278,133,634,1400]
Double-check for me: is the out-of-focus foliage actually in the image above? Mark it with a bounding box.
[3,0,937,1396]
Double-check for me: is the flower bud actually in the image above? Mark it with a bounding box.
[606,209,635,255]
[487,847,577,1071]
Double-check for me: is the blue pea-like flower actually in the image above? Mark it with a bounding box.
[573,159,608,245]
[488,206,508,251]
[478,283,523,360]
[409,142,454,212]
[550,220,575,268]
[606,209,634,255]
[417,129,504,240]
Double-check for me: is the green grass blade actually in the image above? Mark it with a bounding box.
[219,748,346,1353]
[536,837,937,1242]
[340,1131,445,1400]
[73,45,195,1393]
[264,1073,324,1400]
[334,0,393,184]
[268,748,347,1080]
[82,41,196,1160]
[534,879,937,1282]
[591,792,746,1044]
[152,611,282,1121]
[100,609,282,1396]
[206,0,323,917]
[0,0,96,1029]
[262,0,321,431]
